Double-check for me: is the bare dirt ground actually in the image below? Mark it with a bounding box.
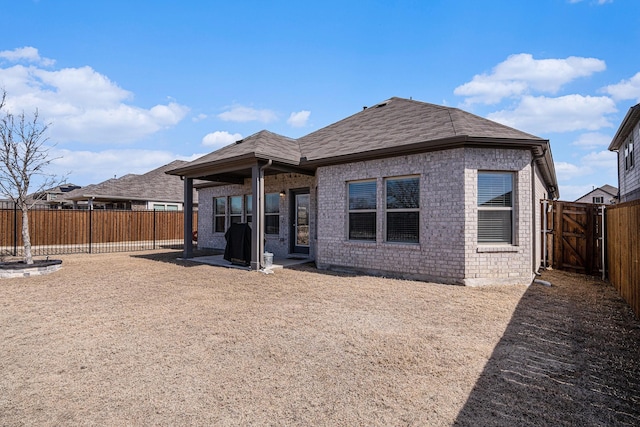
[1,250,639,426]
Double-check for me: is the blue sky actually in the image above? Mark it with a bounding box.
[1,0,639,200]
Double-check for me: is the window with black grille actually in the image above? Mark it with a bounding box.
[348,180,377,241]
[385,176,419,243]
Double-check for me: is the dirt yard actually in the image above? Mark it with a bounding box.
[1,250,639,426]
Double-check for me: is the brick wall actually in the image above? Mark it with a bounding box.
[462,148,533,285]
[316,150,467,284]
[316,148,538,285]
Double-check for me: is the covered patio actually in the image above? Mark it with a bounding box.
[166,130,316,270]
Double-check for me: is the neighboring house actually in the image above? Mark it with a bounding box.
[64,160,198,210]
[168,97,558,286]
[29,183,82,208]
[609,103,640,202]
[2,184,82,209]
[574,185,618,205]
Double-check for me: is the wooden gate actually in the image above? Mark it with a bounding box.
[543,200,603,276]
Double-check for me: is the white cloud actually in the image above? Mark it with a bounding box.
[571,132,612,149]
[454,53,606,105]
[568,0,612,5]
[555,150,617,200]
[487,95,617,134]
[0,54,189,143]
[201,131,243,148]
[192,113,208,122]
[287,110,310,127]
[50,148,203,185]
[602,72,640,102]
[217,105,277,123]
[0,46,54,66]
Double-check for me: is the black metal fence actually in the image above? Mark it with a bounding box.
[1,203,196,257]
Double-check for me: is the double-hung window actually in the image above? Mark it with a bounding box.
[624,136,635,171]
[265,193,280,234]
[385,176,420,243]
[213,197,226,232]
[477,172,514,244]
[245,195,253,225]
[348,180,377,241]
[229,196,243,225]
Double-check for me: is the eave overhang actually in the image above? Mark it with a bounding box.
[609,104,640,151]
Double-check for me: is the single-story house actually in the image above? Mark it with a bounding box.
[574,184,617,205]
[168,97,558,286]
[64,160,198,210]
[609,103,640,202]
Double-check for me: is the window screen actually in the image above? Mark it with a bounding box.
[348,180,376,240]
[478,172,513,244]
[385,177,419,243]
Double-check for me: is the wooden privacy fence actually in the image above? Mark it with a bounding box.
[0,206,197,256]
[542,200,604,277]
[606,199,640,318]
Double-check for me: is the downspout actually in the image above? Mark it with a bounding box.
[531,148,547,277]
[259,160,273,268]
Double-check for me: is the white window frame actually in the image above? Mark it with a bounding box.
[624,135,635,171]
[384,175,420,244]
[477,171,514,245]
[592,196,604,204]
[347,179,377,241]
[213,196,227,233]
[264,193,280,235]
[245,194,253,225]
[229,195,243,225]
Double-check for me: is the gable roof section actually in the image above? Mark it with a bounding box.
[298,97,543,163]
[168,130,302,178]
[609,103,640,151]
[575,184,618,201]
[65,160,197,204]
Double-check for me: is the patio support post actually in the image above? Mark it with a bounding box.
[250,163,264,270]
[183,177,194,258]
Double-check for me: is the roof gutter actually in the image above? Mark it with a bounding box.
[608,104,640,151]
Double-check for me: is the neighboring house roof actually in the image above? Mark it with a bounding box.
[575,185,618,202]
[168,97,559,198]
[609,103,640,151]
[64,160,198,204]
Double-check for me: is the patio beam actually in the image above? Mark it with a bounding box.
[250,163,264,270]
[183,177,194,259]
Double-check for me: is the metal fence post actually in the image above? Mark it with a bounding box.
[88,207,93,254]
[13,202,18,257]
[153,209,157,250]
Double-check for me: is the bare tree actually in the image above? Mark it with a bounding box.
[0,90,67,264]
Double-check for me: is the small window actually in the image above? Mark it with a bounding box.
[348,180,377,241]
[478,172,513,244]
[265,193,280,234]
[624,136,635,171]
[153,204,166,211]
[230,196,243,225]
[245,195,253,225]
[592,196,604,204]
[214,197,226,232]
[385,176,419,243]
[166,205,179,211]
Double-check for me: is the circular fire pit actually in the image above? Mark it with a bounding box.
[0,259,63,278]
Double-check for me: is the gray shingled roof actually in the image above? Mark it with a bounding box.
[167,97,557,197]
[298,97,543,162]
[65,160,197,204]
[184,130,301,169]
